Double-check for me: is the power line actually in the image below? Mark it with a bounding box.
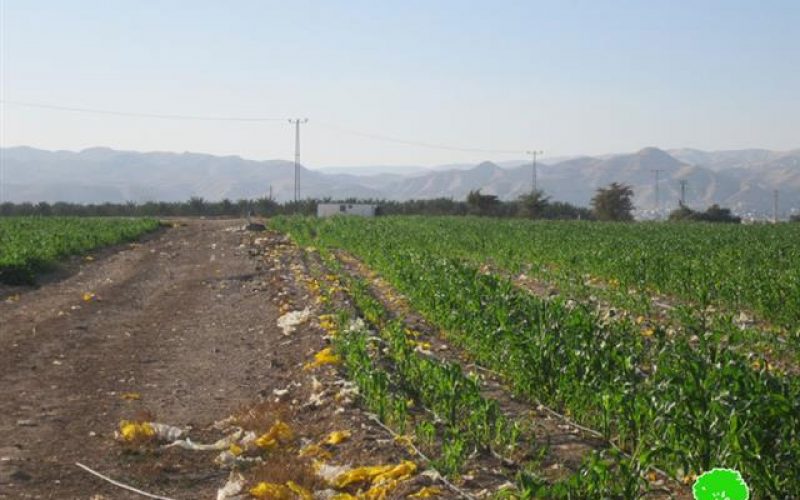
[0,100,286,122]
[1,100,529,155]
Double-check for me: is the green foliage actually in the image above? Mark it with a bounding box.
[0,216,160,284]
[669,203,742,223]
[317,254,519,478]
[276,215,800,496]
[591,182,635,221]
[466,189,501,216]
[516,190,551,219]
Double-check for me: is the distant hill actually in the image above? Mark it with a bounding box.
[2,146,799,217]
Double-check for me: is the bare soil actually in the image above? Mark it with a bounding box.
[0,219,420,499]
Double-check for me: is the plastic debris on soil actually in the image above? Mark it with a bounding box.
[277,307,311,335]
[409,485,443,498]
[330,460,417,488]
[116,420,184,443]
[249,480,312,499]
[254,420,293,449]
[216,471,246,500]
[324,430,351,445]
[303,347,341,370]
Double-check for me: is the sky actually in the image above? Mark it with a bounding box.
[1,0,799,167]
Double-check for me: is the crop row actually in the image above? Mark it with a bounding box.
[312,250,657,497]
[0,216,160,284]
[292,216,800,327]
[275,216,800,497]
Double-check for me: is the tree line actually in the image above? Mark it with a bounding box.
[0,193,594,219]
[0,182,758,223]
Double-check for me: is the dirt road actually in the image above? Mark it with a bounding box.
[0,219,286,498]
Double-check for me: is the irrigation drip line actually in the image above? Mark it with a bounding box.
[365,414,477,500]
[465,363,677,485]
[75,462,177,500]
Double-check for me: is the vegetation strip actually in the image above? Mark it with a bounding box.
[294,237,679,497]
[0,216,161,284]
[273,215,800,497]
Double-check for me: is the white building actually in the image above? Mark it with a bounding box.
[317,203,378,218]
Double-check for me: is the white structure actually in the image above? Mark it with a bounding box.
[317,203,378,218]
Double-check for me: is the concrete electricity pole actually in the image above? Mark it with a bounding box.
[526,150,543,193]
[679,179,688,206]
[651,169,665,218]
[773,189,779,223]
[289,118,308,203]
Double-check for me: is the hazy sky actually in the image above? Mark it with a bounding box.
[1,0,799,167]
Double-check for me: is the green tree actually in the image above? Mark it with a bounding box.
[517,190,550,219]
[466,189,500,216]
[669,203,741,223]
[188,196,206,215]
[591,183,634,221]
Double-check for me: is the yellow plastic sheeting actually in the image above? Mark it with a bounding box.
[409,486,443,498]
[118,421,155,442]
[286,481,313,500]
[373,461,416,484]
[299,443,332,460]
[254,420,293,449]
[249,480,312,499]
[249,482,292,499]
[324,430,351,445]
[363,479,399,499]
[318,314,338,335]
[332,461,416,488]
[303,347,341,370]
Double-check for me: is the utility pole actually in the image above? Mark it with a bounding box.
[268,184,273,201]
[679,179,688,206]
[651,169,665,218]
[773,189,779,223]
[525,150,543,193]
[288,118,308,203]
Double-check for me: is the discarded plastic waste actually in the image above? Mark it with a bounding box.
[248,480,311,499]
[277,307,311,335]
[216,472,245,500]
[409,486,443,498]
[286,481,313,500]
[254,420,293,449]
[299,442,332,460]
[331,460,416,488]
[116,420,184,443]
[165,429,245,451]
[249,481,292,499]
[324,430,351,445]
[303,347,340,370]
[117,421,155,442]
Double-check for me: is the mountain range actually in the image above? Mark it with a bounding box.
[2,146,799,218]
